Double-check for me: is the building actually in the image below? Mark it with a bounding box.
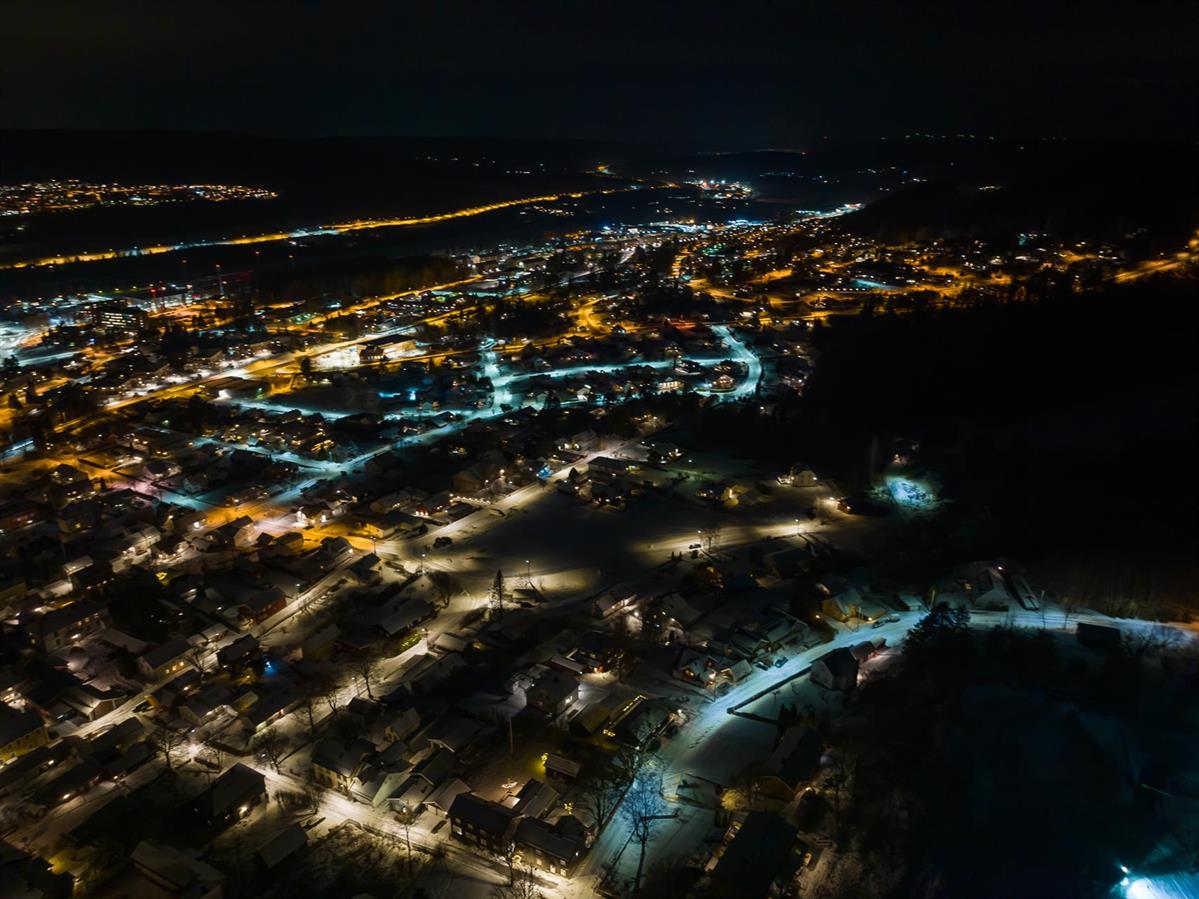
[756,726,822,801]
[25,601,111,652]
[526,671,579,717]
[448,792,518,855]
[819,586,863,623]
[0,704,49,763]
[255,823,308,874]
[137,637,194,681]
[0,839,73,899]
[811,648,858,691]
[708,812,804,899]
[131,840,224,899]
[1077,622,1123,652]
[90,303,148,334]
[514,815,588,878]
[192,763,267,832]
[312,738,376,793]
[544,753,582,783]
[383,708,421,745]
[591,585,638,618]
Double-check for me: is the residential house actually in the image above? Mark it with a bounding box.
[383,708,421,745]
[0,839,74,899]
[811,648,858,691]
[137,638,194,682]
[255,823,308,875]
[708,812,804,899]
[192,763,267,832]
[132,840,224,899]
[448,792,518,854]
[0,704,49,763]
[526,672,579,717]
[514,815,588,878]
[216,634,260,671]
[819,584,863,623]
[756,726,822,801]
[312,738,376,793]
[544,754,582,784]
[591,585,637,619]
[25,601,111,653]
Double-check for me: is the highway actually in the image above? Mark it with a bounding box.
[0,189,634,271]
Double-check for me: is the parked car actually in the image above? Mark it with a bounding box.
[433,536,453,548]
[755,660,772,671]
[774,657,787,668]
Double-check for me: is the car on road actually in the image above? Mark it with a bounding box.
[774,657,787,668]
[871,619,887,628]
[433,536,453,548]
[755,659,772,671]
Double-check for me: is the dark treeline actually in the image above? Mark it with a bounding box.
[695,276,1198,605]
[829,609,1198,899]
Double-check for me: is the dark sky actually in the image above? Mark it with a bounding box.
[4,0,1196,146]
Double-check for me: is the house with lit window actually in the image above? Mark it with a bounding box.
[192,763,267,832]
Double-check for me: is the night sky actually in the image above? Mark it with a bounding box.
[5,0,1196,146]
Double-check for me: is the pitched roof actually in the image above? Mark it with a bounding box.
[448,792,516,836]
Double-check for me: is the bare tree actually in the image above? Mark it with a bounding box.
[502,840,519,886]
[396,804,419,874]
[1126,623,1184,659]
[300,695,320,731]
[1060,592,1085,628]
[575,770,625,830]
[621,768,669,893]
[355,656,381,700]
[490,865,541,899]
[185,643,210,675]
[427,570,464,609]
[252,727,288,772]
[319,673,344,715]
[156,728,188,772]
[304,783,324,815]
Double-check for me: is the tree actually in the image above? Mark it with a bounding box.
[427,570,463,609]
[490,866,541,899]
[502,840,519,886]
[904,602,970,656]
[156,729,188,772]
[299,355,315,381]
[355,656,381,700]
[575,767,626,830]
[396,804,420,874]
[186,643,210,675]
[621,768,669,893]
[699,523,722,554]
[320,674,344,715]
[300,694,320,730]
[253,728,288,772]
[489,569,505,619]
